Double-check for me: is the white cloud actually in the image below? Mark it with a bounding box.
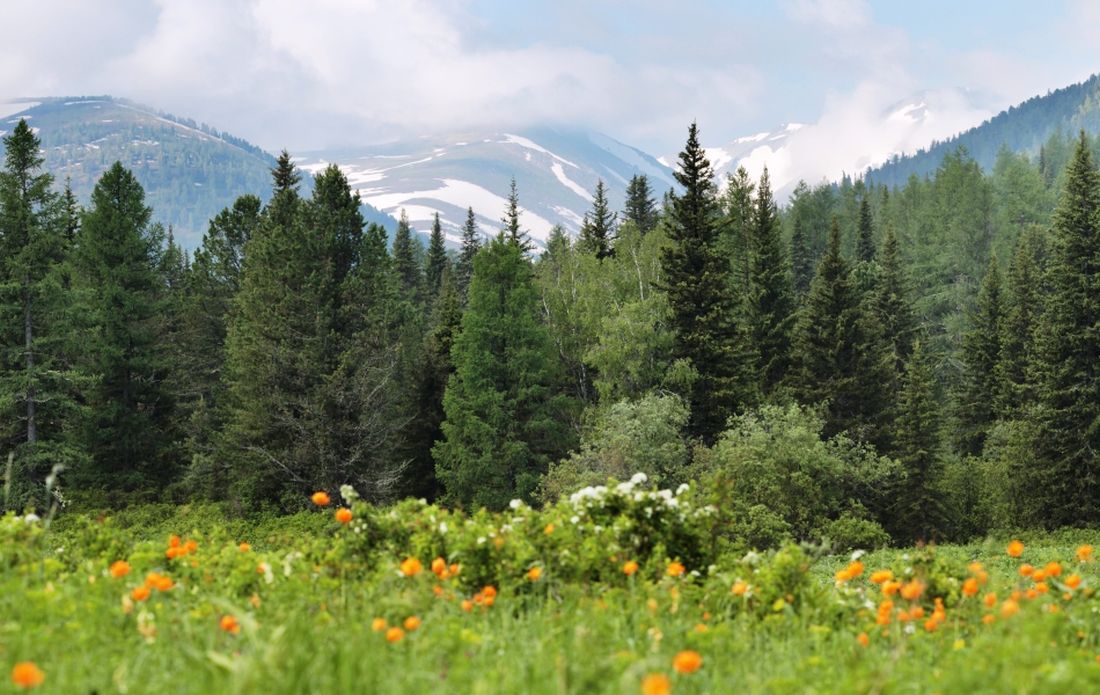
[782,0,870,29]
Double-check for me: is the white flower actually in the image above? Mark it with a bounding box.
[616,481,635,494]
[23,513,40,524]
[339,484,359,503]
[570,515,580,524]
[477,536,487,545]
[508,499,523,510]
[676,483,690,495]
[438,521,448,534]
[850,549,867,561]
[630,472,648,485]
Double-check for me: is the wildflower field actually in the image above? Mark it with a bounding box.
[5,479,1100,693]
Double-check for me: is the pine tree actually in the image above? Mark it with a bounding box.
[857,197,876,263]
[501,178,532,252]
[456,207,481,300]
[996,226,1046,416]
[892,340,947,542]
[433,237,573,509]
[660,122,754,442]
[744,168,795,394]
[60,178,80,243]
[425,212,448,297]
[719,166,755,293]
[1030,132,1100,526]
[578,179,616,259]
[954,257,1003,457]
[875,227,918,375]
[0,119,80,502]
[790,219,894,447]
[392,209,422,298]
[70,162,175,490]
[790,216,814,296]
[623,174,658,235]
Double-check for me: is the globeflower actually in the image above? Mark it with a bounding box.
[1019,563,1034,577]
[371,617,387,632]
[131,586,151,602]
[334,508,353,524]
[238,542,251,552]
[900,580,924,602]
[857,632,870,647]
[432,557,447,577]
[311,491,331,506]
[962,578,979,597]
[220,615,240,635]
[400,557,423,577]
[672,650,702,674]
[1076,544,1093,562]
[1007,540,1024,558]
[731,580,749,596]
[623,560,639,576]
[11,662,45,689]
[641,673,671,695]
[109,560,131,578]
[403,616,421,631]
[526,566,542,582]
[385,626,404,643]
[1066,574,1082,590]
[666,561,685,577]
[869,569,893,584]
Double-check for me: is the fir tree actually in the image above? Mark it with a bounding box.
[996,226,1046,415]
[1030,132,1100,526]
[857,197,876,263]
[433,237,573,509]
[719,166,755,293]
[456,207,481,300]
[61,178,80,243]
[70,162,175,490]
[875,227,918,375]
[892,340,947,542]
[744,168,795,394]
[660,122,754,442]
[501,178,532,251]
[790,219,894,448]
[578,179,616,259]
[425,212,448,297]
[790,216,814,296]
[954,257,1003,457]
[392,209,422,298]
[623,174,658,235]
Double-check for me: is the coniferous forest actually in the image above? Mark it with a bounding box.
[4,112,1100,548]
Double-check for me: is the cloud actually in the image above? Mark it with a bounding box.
[782,0,870,29]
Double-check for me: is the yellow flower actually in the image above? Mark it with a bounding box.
[731,580,749,596]
[1076,545,1093,562]
[403,616,421,631]
[371,617,387,632]
[526,566,542,582]
[543,523,555,535]
[623,560,639,576]
[666,561,685,577]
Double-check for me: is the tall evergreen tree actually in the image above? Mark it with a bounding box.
[856,197,876,263]
[433,237,573,509]
[501,178,532,251]
[996,226,1046,415]
[790,219,894,448]
[392,209,422,298]
[790,216,814,297]
[578,179,616,259]
[875,227,918,376]
[0,119,79,501]
[456,207,481,300]
[892,340,947,542]
[744,168,795,394]
[623,174,658,235]
[425,212,448,297]
[719,166,755,293]
[660,122,754,442]
[954,257,1003,456]
[1030,132,1100,526]
[70,162,175,490]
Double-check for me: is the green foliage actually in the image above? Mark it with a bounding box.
[577,179,616,259]
[622,174,658,235]
[954,257,1004,456]
[455,207,481,300]
[425,212,448,298]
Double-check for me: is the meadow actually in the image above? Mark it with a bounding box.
[4,479,1100,694]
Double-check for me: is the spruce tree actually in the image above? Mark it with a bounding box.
[70,162,175,491]
[892,340,947,542]
[660,122,754,442]
[501,178,532,251]
[392,209,422,298]
[1030,132,1100,526]
[996,226,1046,415]
[744,168,795,394]
[425,212,448,297]
[790,216,814,297]
[578,179,616,259]
[623,174,658,235]
[790,219,894,447]
[954,257,1003,457]
[857,197,876,263]
[433,237,573,509]
[456,207,481,300]
[875,227,918,376]
[719,166,755,293]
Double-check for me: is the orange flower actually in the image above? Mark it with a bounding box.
[371,617,387,632]
[11,662,45,689]
[152,575,174,592]
[694,623,709,633]
[311,491,331,506]
[432,585,444,597]
[983,592,997,608]
[183,539,198,554]
[1076,544,1093,562]
[431,557,447,577]
[482,585,497,599]
[169,534,181,548]
[1066,574,1083,590]
[672,650,702,674]
[968,561,984,574]
[1007,540,1024,558]
[857,632,870,647]
[400,557,423,577]
[526,566,542,582]
[731,580,749,596]
[667,561,685,577]
[334,507,353,524]
[882,580,901,597]
[1031,569,1047,581]
[238,542,251,552]
[220,615,240,635]
[641,673,671,695]
[109,560,131,578]
[982,614,996,625]
[909,606,925,620]
[900,580,924,601]
[403,616,421,631]
[1044,562,1063,578]
[1000,599,1020,619]
[461,599,473,612]
[869,569,893,584]
[544,523,555,535]
[449,563,460,576]
[1035,582,1049,595]
[962,577,979,597]
[1025,588,1038,600]
[131,585,151,602]
[623,560,639,576]
[385,626,404,643]
[1018,563,1034,577]
[166,547,183,560]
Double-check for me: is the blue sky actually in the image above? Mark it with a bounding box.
[1,0,1098,156]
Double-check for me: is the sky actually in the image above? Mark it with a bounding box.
[2,0,1100,159]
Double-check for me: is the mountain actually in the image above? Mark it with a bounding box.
[696,87,996,199]
[295,127,676,249]
[0,96,393,249]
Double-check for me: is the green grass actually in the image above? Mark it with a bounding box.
[4,504,1100,694]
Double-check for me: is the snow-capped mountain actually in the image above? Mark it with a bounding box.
[687,88,996,200]
[296,127,676,248]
